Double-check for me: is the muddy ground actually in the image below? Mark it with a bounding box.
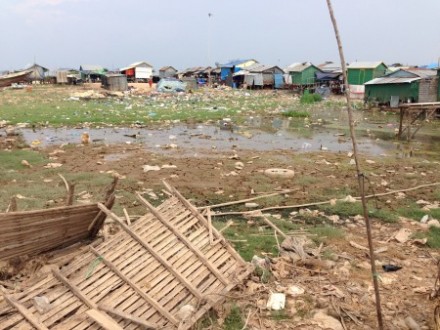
[1,86,440,329]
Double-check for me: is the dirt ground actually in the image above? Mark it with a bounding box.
[1,132,439,329]
[1,83,440,329]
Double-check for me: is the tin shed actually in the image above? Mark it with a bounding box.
[120,61,153,82]
[347,61,387,85]
[286,62,320,85]
[159,66,178,79]
[364,69,438,104]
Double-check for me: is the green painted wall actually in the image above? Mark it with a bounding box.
[348,63,387,85]
[290,66,319,85]
[365,82,419,104]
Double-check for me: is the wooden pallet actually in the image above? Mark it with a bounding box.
[0,184,252,329]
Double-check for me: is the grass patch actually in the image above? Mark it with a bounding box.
[300,92,322,104]
[318,201,398,223]
[308,225,344,244]
[414,227,440,249]
[282,110,310,118]
[0,150,47,170]
[224,305,244,330]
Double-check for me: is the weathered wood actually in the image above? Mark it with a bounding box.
[123,208,131,225]
[86,309,124,330]
[97,203,204,300]
[2,292,49,330]
[262,216,287,239]
[5,196,17,213]
[137,193,229,285]
[89,246,178,326]
[98,304,159,329]
[89,194,115,238]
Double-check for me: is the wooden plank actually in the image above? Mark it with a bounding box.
[86,309,124,330]
[89,246,178,326]
[137,194,229,285]
[97,203,204,300]
[1,293,49,330]
[98,304,159,329]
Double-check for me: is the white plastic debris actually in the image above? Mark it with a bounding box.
[142,165,161,173]
[266,292,286,310]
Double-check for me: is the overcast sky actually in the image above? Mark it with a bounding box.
[1,0,439,71]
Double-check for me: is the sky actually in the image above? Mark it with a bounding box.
[1,0,439,71]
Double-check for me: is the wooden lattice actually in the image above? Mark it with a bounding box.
[0,184,252,329]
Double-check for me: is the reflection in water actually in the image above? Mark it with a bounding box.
[18,117,440,160]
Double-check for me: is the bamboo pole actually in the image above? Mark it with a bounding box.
[325,0,384,328]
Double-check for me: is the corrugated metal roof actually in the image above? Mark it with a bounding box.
[80,65,104,71]
[221,59,257,68]
[245,64,283,73]
[348,61,386,69]
[120,61,153,71]
[318,62,341,72]
[159,66,177,72]
[404,69,437,78]
[285,62,315,72]
[365,77,420,85]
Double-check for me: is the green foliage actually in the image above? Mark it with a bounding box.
[414,227,440,249]
[224,305,244,330]
[282,110,310,118]
[300,93,322,104]
[308,225,344,244]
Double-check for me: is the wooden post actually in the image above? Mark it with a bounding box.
[398,107,404,139]
[97,203,204,300]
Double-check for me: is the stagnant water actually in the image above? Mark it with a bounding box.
[18,117,440,159]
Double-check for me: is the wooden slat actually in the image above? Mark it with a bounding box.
[98,304,158,329]
[89,246,178,326]
[86,309,124,330]
[2,293,49,330]
[137,193,229,286]
[97,203,204,300]
[165,183,246,263]
[52,269,96,309]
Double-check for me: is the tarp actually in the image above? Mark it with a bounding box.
[157,78,187,92]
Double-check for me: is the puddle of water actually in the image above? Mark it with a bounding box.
[18,118,440,159]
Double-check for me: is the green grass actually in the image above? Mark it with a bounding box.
[414,227,440,249]
[318,201,398,223]
[224,305,244,330]
[300,93,322,104]
[282,110,310,118]
[0,150,47,170]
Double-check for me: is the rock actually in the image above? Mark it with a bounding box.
[366,159,376,164]
[33,296,52,314]
[177,305,196,321]
[427,219,440,228]
[394,228,412,243]
[21,160,32,168]
[313,311,344,330]
[286,285,305,296]
[264,168,295,179]
[235,162,244,170]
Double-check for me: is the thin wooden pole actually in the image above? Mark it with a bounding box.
[137,193,229,285]
[1,293,49,330]
[98,304,159,329]
[97,203,204,300]
[89,246,179,326]
[325,1,384,328]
